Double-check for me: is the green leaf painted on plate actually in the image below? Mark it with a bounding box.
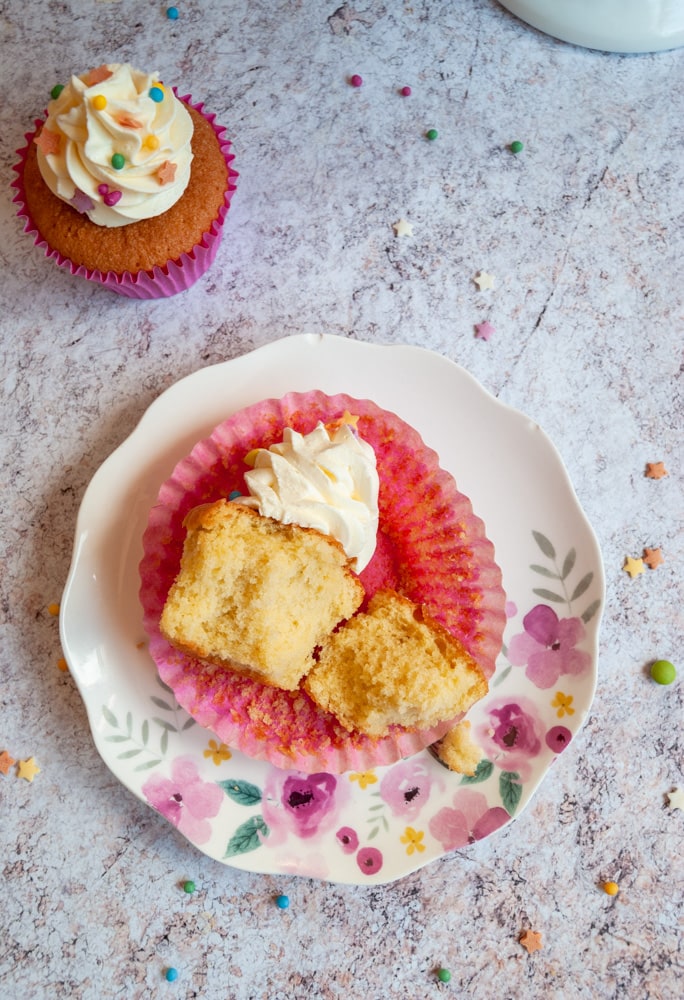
[367,826,380,841]
[571,571,594,603]
[126,711,133,736]
[530,564,560,579]
[141,720,149,746]
[101,705,118,729]
[532,588,566,603]
[150,696,174,711]
[181,717,196,731]
[493,664,512,688]
[224,816,269,857]
[134,758,162,772]
[104,734,129,743]
[217,779,262,806]
[532,531,556,560]
[160,728,169,755]
[117,747,143,760]
[582,598,601,624]
[561,548,577,580]
[500,771,523,815]
[460,759,494,785]
[153,717,178,733]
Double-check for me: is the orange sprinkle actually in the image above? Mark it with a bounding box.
[48,602,60,616]
[57,657,69,672]
[602,881,619,896]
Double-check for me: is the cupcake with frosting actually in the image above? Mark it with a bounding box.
[12,63,237,298]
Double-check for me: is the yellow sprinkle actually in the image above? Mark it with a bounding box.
[48,602,60,616]
[602,881,619,896]
[243,449,260,467]
[57,657,69,672]
[92,94,107,111]
[144,134,160,151]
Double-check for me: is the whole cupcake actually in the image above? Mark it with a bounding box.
[12,63,237,298]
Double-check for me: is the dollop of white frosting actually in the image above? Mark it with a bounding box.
[239,421,379,572]
[36,63,193,227]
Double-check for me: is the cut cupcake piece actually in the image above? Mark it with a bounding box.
[160,499,364,691]
[305,589,488,737]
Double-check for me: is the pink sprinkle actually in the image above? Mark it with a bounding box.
[97,183,109,195]
[350,74,363,87]
[400,86,412,97]
[104,190,122,206]
[474,321,496,342]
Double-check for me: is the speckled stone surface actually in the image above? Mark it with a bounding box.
[1,2,683,998]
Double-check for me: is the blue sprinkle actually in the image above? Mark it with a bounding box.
[275,894,290,909]
[149,86,165,103]
[166,6,179,18]
[228,490,242,500]
[165,967,178,982]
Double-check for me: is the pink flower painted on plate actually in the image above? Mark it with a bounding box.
[142,755,223,845]
[507,604,591,689]
[261,770,347,846]
[429,788,509,851]
[336,826,359,854]
[356,846,383,875]
[379,757,435,822]
[476,696,545,780]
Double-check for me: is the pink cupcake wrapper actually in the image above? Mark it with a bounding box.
[11,92,238,299]
[140,393,506,774]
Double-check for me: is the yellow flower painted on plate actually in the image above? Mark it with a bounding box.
[400,826,426,855]
[349,770,378,790]
[551,691,575,718]
[203,739,231,765]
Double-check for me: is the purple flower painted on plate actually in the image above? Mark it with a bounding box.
[507,604,591,689]
[261,770,347,846]
[546,725,573,753]
[142,755,223,845]
[379,757,434,822]
[429,788,509,851]
[356,846,383,875]
[476,696,545,780]
[336,827,359,854]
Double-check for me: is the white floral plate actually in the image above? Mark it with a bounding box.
[60,334,603,885]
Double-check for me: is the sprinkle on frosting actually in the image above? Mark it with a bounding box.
[70,189,95,213]
[157,160,177,185]
[85,65,113,86]
[34,128,61,156]
[116,112,143,129]
[92,94,107,111]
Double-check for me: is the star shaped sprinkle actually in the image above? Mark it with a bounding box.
[0,750,16,775]
[34,128,61,156]
[666,788,684,811]
[16,757,40,782]
[519,930,543,954]
[623,556,645,578]
[85,65,113,86]
[392,218,413,237]
[157,160,177,185]
[474,271,495,291]
[116,113,143,129]
[475,321,495,341]
[70,189,94,214]
[643,547,664,570]
[645,462,668,479]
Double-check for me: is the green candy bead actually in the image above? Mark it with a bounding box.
[510,140,524,153]
[426,128,438,141]
[182,880,195,893]
[111,153,125,170]
[437,968,451,983]
[51,84,64,100]
[650,660,676,685]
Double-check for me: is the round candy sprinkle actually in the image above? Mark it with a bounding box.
[437,968,452,983]
[426,128,438,141]
[149,86,165,103]
[182,880,195,893]
[650,659,676,685]
[228,490,242,501]
[111,153,125,170]
[92,95,107,111]
[602,881,619,896]
[144,134,160,151]
[350,74,363,87]
[275,894,290,909]
[510,140,524,153]
[166,5,179,18]
[51,84,64,100]
[400,85,412,97]
[164,967,179,982]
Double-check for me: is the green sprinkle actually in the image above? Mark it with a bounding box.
[510,140,524,153]
[426,128,438,141]
[182,880,196,894]
[111,153,125,170]
[437,968,452,983]
[650,660,676,685]
[50,84,64,100]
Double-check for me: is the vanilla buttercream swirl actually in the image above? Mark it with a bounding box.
[238,422,380,572]
[36,63,193,227]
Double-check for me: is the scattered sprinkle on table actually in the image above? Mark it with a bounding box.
[645,461,668,479]
[400,85,412,96]
[166,6,179,18]
[519,929,543,954]
[426,128,438,141]
[643,547,664,569]
[275,894,290,909]
[650,659,676,685]
[623,556,645,579]
[666,788,684,810]
[474,271,495,291]
[182,880,196,894]
[475,321,495,342]
[392,218,413,237]
[57,657,69,672]
[350,74,363,87]
[437,967,451,983]
[164,967,179,982]
[48,602,60,616]
[601,880,619,896]
[0,750,16,775]
[510,140,524,153]
[16,757,40,782]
